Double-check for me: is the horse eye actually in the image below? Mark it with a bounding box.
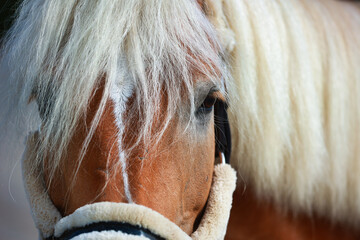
[198,95,217,114]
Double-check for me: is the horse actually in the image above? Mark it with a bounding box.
[1,0,360,239]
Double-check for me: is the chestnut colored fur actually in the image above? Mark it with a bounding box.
[45,80,217,234]
[2,0,360,239]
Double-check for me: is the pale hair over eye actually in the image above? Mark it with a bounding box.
[0,0,229,183]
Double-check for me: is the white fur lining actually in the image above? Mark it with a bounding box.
[71,231,148,240]
[22,132,62,238]
[54,202,191,240]
[22,132,237,239]
[191,164,237,240]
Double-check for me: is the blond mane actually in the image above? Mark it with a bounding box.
[2,0,360,229]
[216,0,360,226]
[0,0,228,183]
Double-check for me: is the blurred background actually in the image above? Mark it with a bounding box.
[0,156,38,239]
[0,2,38,239]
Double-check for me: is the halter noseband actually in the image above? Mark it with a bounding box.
[49,222,164,240]
[22,98,236,240]
[48,101,233,240]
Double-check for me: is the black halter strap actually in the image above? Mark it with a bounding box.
[48,221,165,240]
[214,100,231,163]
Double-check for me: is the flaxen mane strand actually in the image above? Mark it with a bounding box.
[222,0,360,226]
[0,0,228,185]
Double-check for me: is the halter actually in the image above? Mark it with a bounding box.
[22,104,236,239]
[50,221,164,240]
[21,94,235,240]
[45,97,234,240]
[23,143,236,240]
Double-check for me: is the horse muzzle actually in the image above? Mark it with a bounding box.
[22,133,237,240]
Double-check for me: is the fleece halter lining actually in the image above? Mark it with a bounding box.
[21,95,235,240]
[46,102,233,240]
[23,132,236,240]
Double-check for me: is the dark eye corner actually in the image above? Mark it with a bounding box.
[197,91,219,115]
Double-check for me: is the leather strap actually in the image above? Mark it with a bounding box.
[48,221,165,240]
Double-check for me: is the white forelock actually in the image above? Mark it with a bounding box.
[0,0,227,185]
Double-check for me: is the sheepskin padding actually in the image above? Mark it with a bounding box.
[54,202,190,240]
[23,132,237,239]
[191,164,237,240]
[22,132,62,238]
[71,231,149,240]
[54,164,236,240]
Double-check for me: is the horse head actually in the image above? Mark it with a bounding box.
[2,0,236,239]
